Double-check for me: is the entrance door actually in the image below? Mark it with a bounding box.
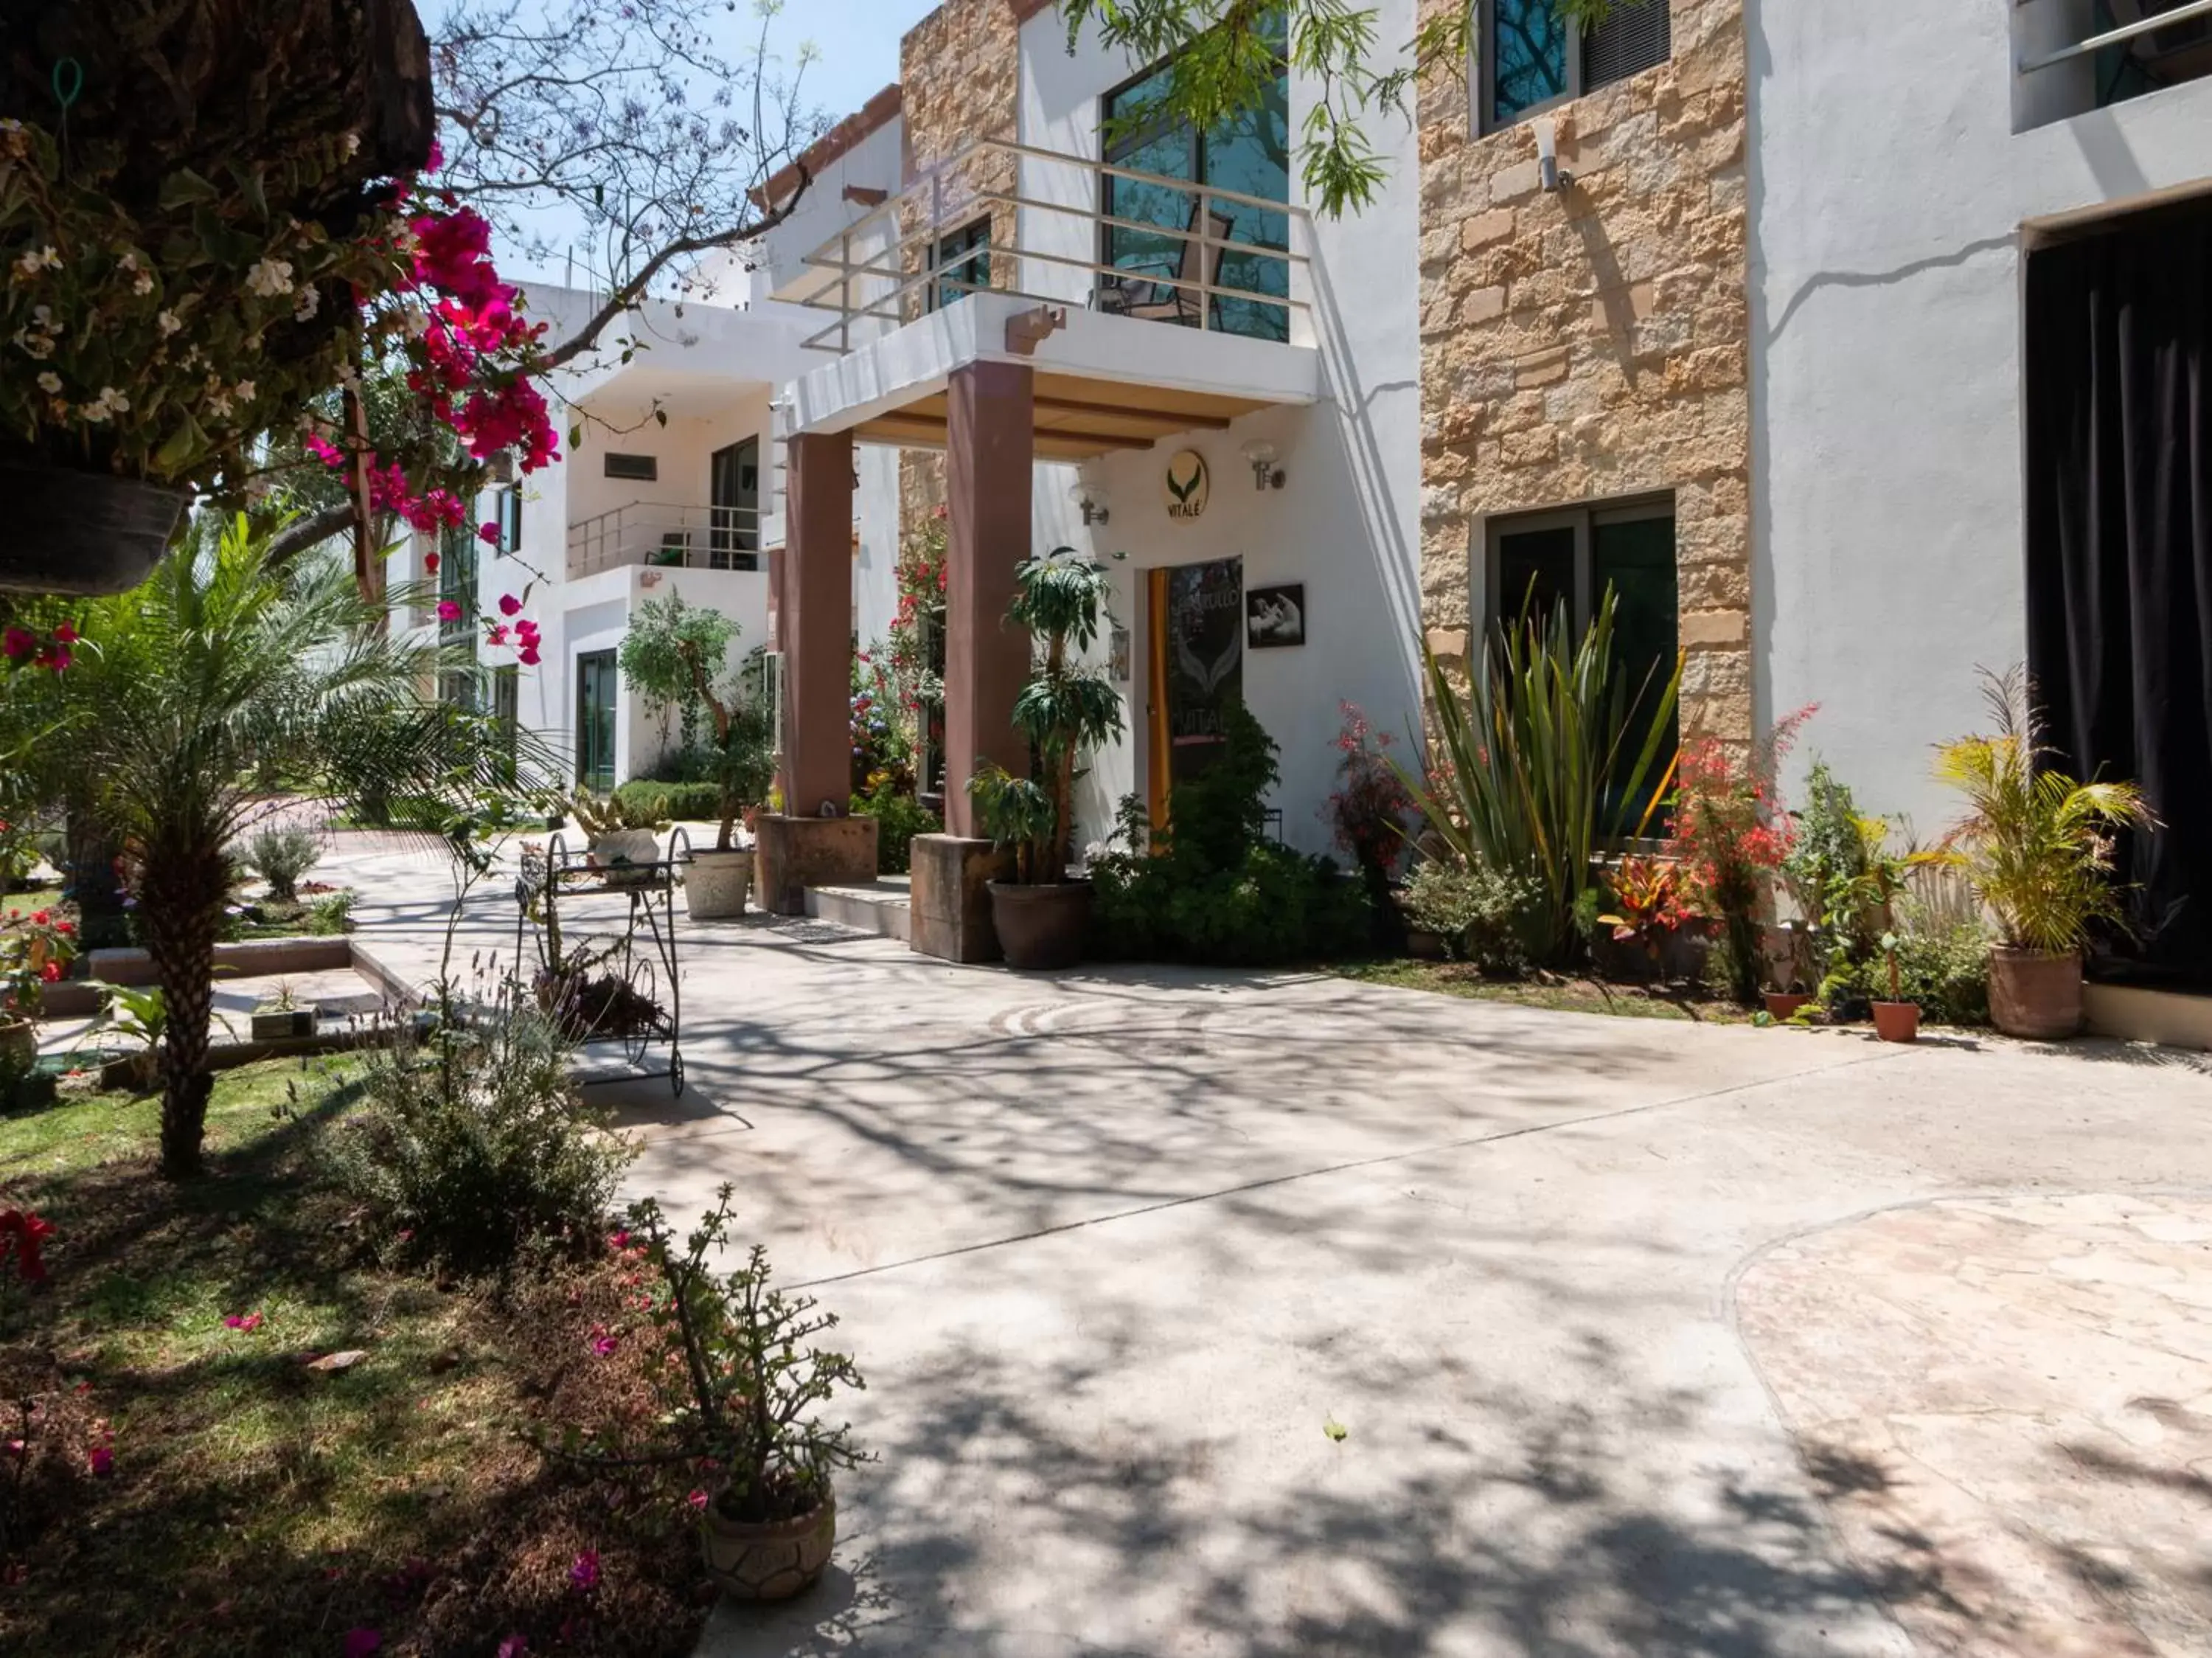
[710,438,760,570]
[1147,557,1244,825]
[575,650,619,791]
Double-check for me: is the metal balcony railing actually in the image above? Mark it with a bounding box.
[566,504,765,580]
[796,136,1312,355]
[2020,0,2212,78]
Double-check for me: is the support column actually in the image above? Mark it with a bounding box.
[782,430,855,819]
[943,361,1035,839]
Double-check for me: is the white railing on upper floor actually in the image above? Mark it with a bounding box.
[566,504,766,580]
[795,136,1312,355]
[2020,0,2212,74]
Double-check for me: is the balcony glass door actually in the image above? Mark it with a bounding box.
[711,437,760,571]
[576,649,619,791]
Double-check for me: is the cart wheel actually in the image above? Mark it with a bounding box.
[669,1054,685,1097]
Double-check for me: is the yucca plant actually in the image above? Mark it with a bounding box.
[1399,590,1681,965]
[1933,666,2153,955]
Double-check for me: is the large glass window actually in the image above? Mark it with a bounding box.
[1481,0,1671,131]
[1099,52,1290,342]
[927,218,990,312]
[710,437,760,571]
[576,649,619,791]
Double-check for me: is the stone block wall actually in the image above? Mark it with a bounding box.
[1416,0,1751,743]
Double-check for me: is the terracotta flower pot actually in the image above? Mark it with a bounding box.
[1987,946,2084,1040]
[700,1495,835,1601]
[1870,1000,1921,1044]
[683,848,754,920]
[987,880,1091,971]
[0,463,188,596]
[1762,991,1812,1021]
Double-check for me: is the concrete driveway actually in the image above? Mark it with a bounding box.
[325,834,2212,1657]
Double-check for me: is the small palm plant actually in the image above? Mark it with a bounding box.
[968,548,1124,884]
[1933,667,2153,956]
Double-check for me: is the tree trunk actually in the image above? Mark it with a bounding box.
[139,844,230,1179]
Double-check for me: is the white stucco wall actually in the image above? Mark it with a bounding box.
[1016,6,1425,856]
[1750,1,2212,831]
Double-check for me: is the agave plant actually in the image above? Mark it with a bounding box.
[1400,590,1680,965]
[1933,667,2154,955]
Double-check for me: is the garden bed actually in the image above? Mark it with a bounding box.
[1338,960,1763,1023]
[0,1061,717,1657]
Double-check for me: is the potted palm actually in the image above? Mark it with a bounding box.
[554,1184,869,1601]
[618,594,774,920]
[967,549,1124,971]
[1934,668,2154,1039]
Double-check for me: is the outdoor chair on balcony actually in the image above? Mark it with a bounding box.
[1095,209,1235,327]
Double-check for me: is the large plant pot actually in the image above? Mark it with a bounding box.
[700,1496,835,1601]
[0,464,188,595]
[1762,991,1812,1021]
[1988,946,2084,1040]
[987,880,1091,971]
[0,1016,35,1070]
[588,829,661,885]
[1870,1000,1921,1044]
[684,849,754,920]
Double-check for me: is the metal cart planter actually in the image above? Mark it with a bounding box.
[515,828,689,1096]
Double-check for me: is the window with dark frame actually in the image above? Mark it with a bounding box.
[1486,495,1680,820]
[1478,0,1671,133]
[927,218,991,312]
[493,485,522,555]
[603,452,658,482]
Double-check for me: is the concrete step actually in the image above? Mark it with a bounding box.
[804,877,912,943]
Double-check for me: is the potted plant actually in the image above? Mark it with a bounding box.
[248,980,315,1042]
[554,1184,869,1601]
[617,595,775,920]
[88,981,165,1091]
[0,906,77,1067]
[967,548,1124,971]
[1597,855,1689,983]
[1868,932,1920,1043]
[1933,668,2153,1039]
[568,786,667,886]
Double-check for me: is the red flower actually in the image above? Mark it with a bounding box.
[52,621,77,645]
[518,645,540,667]
[29,910,48,926]
[89,1444,113,1477]
[437,600,462,622]
[424,552,440,575]
[498,593,523,617]
[478,522,501,545]
[1,627,32,661]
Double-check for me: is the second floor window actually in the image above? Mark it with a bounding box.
[928,218,990,311]
[1481,0,1671,131]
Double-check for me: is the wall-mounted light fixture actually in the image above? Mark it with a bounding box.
[1240,439,1286,492]
[1068,478,1110,527]
[1534,118,1573,194]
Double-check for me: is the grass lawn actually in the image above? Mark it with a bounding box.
[1337,960,1763,1023]
[3,887,64,919]
[0,1061,713,1657]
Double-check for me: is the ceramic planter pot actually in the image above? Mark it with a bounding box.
[588,829,661,885]
[1870,1000,1921,1043]
[0,1016,35,1070]
[987,880,1091,971]
[684,848,754,920]
[0,464,188,595]
[1762,991,1812,1021]
[1987,946,2083,1040]
[700,1496,835,1601]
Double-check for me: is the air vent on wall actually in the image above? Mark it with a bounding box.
[1585,0,1670,91]
[604,453,658,482]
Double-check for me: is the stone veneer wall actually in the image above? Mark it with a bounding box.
[1416,0,1751,743]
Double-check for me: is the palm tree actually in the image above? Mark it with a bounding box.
[6,517,537,1177]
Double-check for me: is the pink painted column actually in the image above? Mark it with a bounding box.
[782,431,855,819]
[943,361,1035,838]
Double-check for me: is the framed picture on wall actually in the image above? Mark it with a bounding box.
[1245,583,1305,649]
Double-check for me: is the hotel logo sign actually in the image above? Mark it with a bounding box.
[1164,450,1210,521]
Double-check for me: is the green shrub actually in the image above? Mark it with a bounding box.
[620,779,720,822]
[329,999,635,1272]
[1400,859,1543,974]
[1091,705,1371,965]
[851,785,941,875]
[243,825,320,903]
[1820,918,1990,1025]
[305,890,355,935]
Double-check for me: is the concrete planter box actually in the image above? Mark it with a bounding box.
[248,1009,316,1041]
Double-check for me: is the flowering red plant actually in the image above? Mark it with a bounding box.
[0,1208,54,1284]
[1326,702,1415,889]
[0,906,77,1017]
[1597,856,1691,974]
[1669,705,1817,1002]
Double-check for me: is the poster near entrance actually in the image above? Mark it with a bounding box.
[1148,557,1244,822]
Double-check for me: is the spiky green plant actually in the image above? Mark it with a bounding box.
[1398,589,1680,965]
[3,517,547,1177]
[1933,666,2154,956]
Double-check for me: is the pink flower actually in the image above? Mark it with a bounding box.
[496,1640,529,1658]
[498,593,523,617]
[518,646,540,667]
[487,625,509,646]
[686,1488,709,1511]
[1,627,32,661]
[437,600,462,622]
[587,1326,618,1358]
[343,1630,381,1657]
[224,1311,264,1332]
[606,1229,628,1251]
[423,552,440,575]
[52,621,77,645]
[478,522,501,545]
[568,1549,600,1592]
[89,1444,113,1477]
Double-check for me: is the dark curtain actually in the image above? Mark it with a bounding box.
[2025,199,2212,991]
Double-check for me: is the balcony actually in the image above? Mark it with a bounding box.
[2017,0,2212,128]
[566,504,764,580]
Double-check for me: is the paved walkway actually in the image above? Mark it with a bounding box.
[321,833,2212,1658]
